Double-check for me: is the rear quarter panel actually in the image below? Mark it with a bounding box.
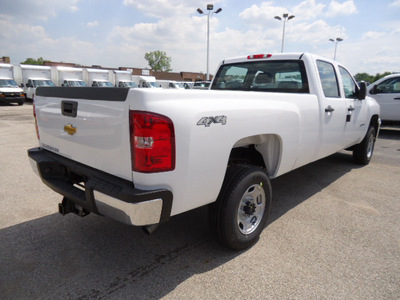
[128,89,320,216]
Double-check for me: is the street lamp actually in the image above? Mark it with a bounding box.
[197,4,222,81]
[274,13,295,53]
[329,37,343,60]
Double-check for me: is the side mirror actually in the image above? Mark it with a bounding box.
[357,81,367,100]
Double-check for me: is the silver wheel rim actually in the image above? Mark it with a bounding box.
[236,183,266,235]
[367,133,375,158]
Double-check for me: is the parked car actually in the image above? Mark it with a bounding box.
[368,74,400,122]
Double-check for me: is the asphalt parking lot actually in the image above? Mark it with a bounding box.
[1,102,399,299]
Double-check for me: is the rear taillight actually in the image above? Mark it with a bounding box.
[130,111,175,173]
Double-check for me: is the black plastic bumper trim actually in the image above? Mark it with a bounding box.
[28,147,172,223]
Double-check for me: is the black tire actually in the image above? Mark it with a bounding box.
[210,165,272,250]
[353,126,376,165]
[18,101,23,106]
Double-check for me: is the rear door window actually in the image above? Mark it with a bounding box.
[317,60,340,98]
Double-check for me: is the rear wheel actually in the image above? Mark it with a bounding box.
[353,126,376,165]
[210,165,272,250]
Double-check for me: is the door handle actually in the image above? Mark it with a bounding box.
[325,105,335,112]
[394,97,400,100]
[348,106,355,112]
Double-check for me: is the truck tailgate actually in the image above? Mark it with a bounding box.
[35,87,132,181]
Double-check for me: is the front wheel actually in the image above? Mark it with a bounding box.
[353,126,376,165]
[210,165,272,250]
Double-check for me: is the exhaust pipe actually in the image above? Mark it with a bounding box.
[142,224,159,235]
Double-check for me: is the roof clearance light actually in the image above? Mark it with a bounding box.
[247,54,272,59]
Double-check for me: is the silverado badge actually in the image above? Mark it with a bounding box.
[64,124,77,135]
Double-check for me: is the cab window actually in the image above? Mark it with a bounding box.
[317,60,340,98]
[375,77,400,94]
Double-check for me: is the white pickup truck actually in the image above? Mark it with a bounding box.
[28,53,380,250]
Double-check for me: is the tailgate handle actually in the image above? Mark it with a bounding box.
[61,101,78,117]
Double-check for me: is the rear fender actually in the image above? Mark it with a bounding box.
[233,134,282,177]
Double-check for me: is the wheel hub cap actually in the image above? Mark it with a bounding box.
[237,183,266,235]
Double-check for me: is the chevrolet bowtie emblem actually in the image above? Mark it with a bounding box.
[64,124,77,135]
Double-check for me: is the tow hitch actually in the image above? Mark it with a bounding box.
[58,197,90,217]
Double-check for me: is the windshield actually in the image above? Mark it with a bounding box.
[194,82,210,88]
[68,80,88,87]
[141,81,161,88]
[174,82,185,88]
[120,82,137,88]
[148,81,160,88]
[211,60,309,93]
[94,81,113,87]
[0,79,19,88]
[33,80,55,87]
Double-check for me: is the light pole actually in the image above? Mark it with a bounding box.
[197,4,222,81]
[329,37,343,60]
[274,13,295,53]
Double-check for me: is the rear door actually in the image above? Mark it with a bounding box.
[316,60,349,158]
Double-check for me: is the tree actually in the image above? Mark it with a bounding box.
[354,73,374,83]
[372,72,392,82]
[20,57,50,65]
[144,51,172,72]
[354,72,393,84]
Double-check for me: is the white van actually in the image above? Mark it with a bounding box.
[157,80,185,89]
[20,65,55,100]
[54,66,87,87]
[114,70,137,88]
[0,63,25,105]
[84,68,113,87]
[132,75,160,88]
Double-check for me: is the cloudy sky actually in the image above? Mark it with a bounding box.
[1,0,399,76]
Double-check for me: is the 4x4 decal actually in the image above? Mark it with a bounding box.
[197,116,227,127]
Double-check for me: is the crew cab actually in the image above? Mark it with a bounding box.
[28,53,380,250]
